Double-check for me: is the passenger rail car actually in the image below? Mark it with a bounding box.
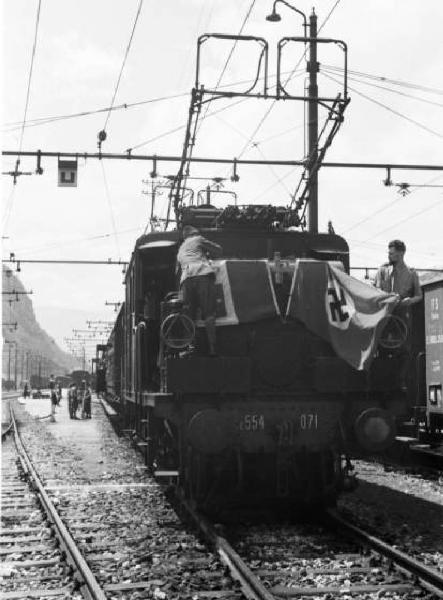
[103,205,411,510]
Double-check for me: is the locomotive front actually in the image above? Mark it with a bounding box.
[115,206,405,511]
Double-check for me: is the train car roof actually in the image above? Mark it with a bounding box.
[420,272,443,288]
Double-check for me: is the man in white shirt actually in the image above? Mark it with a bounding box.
[177,226,223,356]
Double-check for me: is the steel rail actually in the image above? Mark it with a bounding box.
[177,494,274,600]
[327,509,443,596]
[1,399,13,440]
[10,406,107,600]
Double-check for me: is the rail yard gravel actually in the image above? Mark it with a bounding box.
[7,399,244,599]
[337,459,443,575]
[227,521,432,599]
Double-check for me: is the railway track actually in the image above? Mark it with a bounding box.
[1,402,245,599]
[5,398,442,599]
[1,407,104,599]
[180,498,443,600]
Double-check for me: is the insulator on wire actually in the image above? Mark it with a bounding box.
[97,130,107,151]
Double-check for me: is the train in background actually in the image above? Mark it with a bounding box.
[408,274,443,439]
[96,202,443,512]
[69,370,93,388]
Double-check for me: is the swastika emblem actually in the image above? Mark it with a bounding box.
[328,287,349,323]
[325,276,355,330]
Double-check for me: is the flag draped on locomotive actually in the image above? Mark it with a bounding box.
[104,207,407,509]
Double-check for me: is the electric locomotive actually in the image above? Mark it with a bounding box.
[102,20,413,509]
[104,203,407,510]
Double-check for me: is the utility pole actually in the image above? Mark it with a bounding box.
[14,344,18,389]
[8,344,12,386]
[307,8,318,234]
[4,340,17,389]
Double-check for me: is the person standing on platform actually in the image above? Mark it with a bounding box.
[83,382,92,419]
[56,382,62,405]
[68,383,78,419]
[49,374,57,422]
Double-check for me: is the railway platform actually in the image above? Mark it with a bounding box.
[17,393,113,478]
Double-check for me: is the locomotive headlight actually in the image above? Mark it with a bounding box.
[354,408,396,452]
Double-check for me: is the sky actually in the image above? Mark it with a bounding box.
[2,0,443,361]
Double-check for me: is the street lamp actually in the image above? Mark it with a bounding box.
[266,0,307,35]
[266,0,319,233]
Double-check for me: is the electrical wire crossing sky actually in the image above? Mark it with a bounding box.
[2,0,443,356]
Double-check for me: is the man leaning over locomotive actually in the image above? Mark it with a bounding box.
[177,225,223,356]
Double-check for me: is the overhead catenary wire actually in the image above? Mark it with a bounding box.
[233,0,342,163]
[2,187,16,232]
[321,71,443,139]
[10,226,144,256]
[341,174,443,235]
[322,67,443,109]
[250,166,300,203]
[2,70,296,132]
[214,113,293,198]
[3,92,190,133]
[102,0,145,134]
[4,62,440,136]
[176,0,215,91]
[178,0,258,200]
[197,0,257,134]
[4,0,41,232]
[346,237,442,260]
[322,64,443,97]
[356,197,443,246]
[18,0,42,154]
[127,97,249,152]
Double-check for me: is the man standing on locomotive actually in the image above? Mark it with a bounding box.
[374,239,422,386]
[177,225,223,356]
[374,240,422,310]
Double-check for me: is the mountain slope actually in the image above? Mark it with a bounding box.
[2,266,79,384]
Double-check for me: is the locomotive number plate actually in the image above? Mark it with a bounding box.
[277,414,318,446]
[239,414,265,432]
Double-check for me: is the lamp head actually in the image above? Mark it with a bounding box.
[266,9,281,21]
